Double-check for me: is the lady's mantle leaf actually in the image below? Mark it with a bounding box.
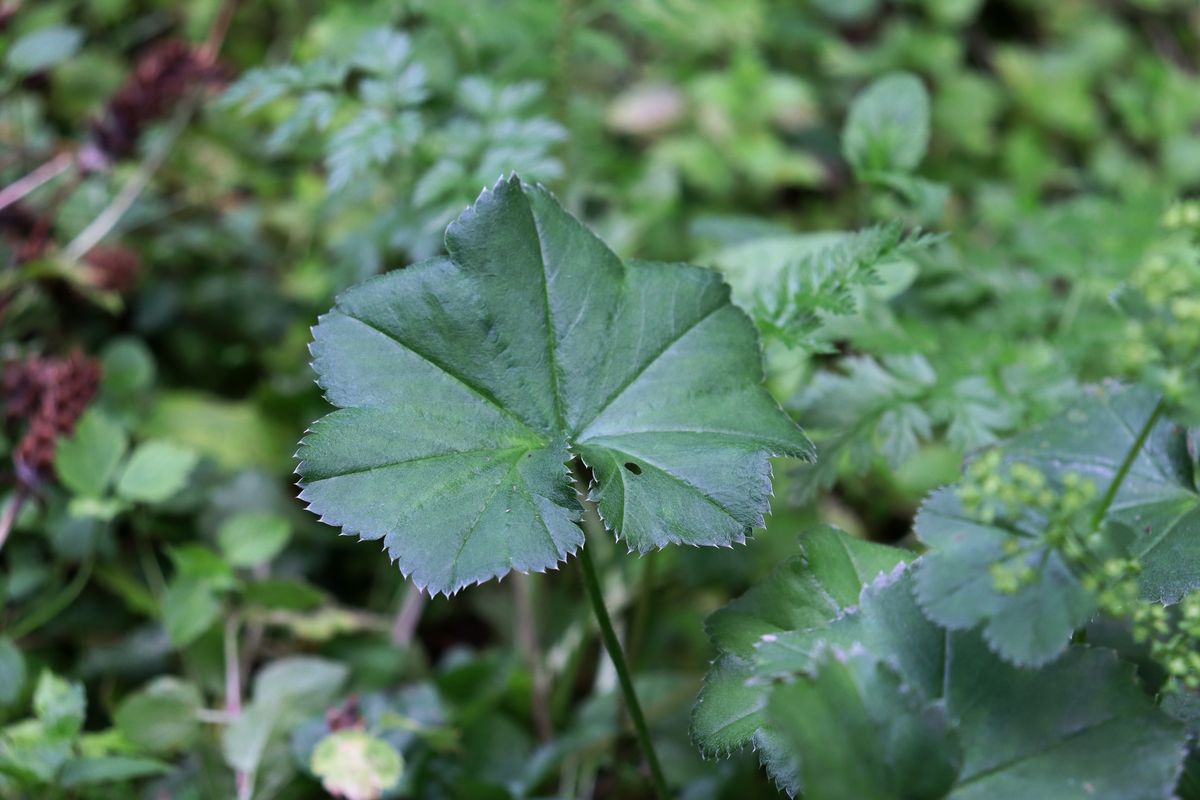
[760,567,1186,800]
[297,176,811,595]
[714,542,1187,799]
[916,384,1200,668]
[1001,384,1200,603]
[914,488,1096,668]
[691,526,907,794]
[768,646,961,800]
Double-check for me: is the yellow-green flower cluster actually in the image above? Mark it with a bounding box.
[1163,199,1200,231]
[1113,212,1200,417]
[1132,592,1200,693]
[959,449,1200,694]
[959,453,1097,595]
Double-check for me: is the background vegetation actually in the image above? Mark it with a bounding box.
[2,0,1200,798]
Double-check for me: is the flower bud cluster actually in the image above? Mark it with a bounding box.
[959,451,1200,693]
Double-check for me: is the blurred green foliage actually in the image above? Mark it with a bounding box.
[2,0,1200,798]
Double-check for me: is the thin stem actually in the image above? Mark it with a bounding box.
[390,582,426,647]
[627,552,657,669]
[225,618,252,800]
[1090,397,1166,530]
[0,151,74,213]
[200,0,240,66]
[570,460,670,800]
[63,101,194,263]
[224,618,243,717]
[0,488,26,555]
[9,559,92,639]
[578,547,669,799]
[514,572,554,740]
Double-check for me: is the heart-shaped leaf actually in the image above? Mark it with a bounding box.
[297,176,811,595]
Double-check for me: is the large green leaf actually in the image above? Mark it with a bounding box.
[751,561,1188,799]
[1001,384,1200,603]
[297,176,811,595]
[915,384,1200,669]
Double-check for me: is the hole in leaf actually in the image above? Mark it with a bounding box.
[623,462,642,475]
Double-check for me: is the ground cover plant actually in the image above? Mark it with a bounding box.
[2,1,1200,798]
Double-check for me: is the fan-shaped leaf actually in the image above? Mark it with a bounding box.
[297,176,811,595]
[915,384,1200,668]
[721,546,1187,799]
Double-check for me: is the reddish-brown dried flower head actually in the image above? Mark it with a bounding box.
[4,351,101,486]
[85,39,233,167]
[324,696,363,732]
[83,245,142,293]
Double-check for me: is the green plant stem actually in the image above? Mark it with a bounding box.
[577,546,670,799]
[10,560,93,639]
[1090,397,1166,530]
[570,460,670,800]
[627,552,657,669]
[63,100,195,264]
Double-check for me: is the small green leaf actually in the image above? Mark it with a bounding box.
[311,730,404,800]
[168,545,236,590]
[914,487,1096,667]
[114,677,202,754]
[298,176,811,595]
[217,511,292,568]
[843,72,931,176]
[6,26,83,74]
[100,338,156,397]
[161,578,221,648]
[54,410,128,498]
[222,657,348,777]
[0,639,26,709]
[33,672,85,740]
[115,441,198,504]
[252,657,349,710]
[58,756,171,787]
[706,225,939,351]
[242,578,324,611]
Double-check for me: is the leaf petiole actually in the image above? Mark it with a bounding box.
[571,459,670,800]
[1090,396,1166,530]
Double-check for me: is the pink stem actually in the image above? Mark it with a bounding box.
[0,152,75,213]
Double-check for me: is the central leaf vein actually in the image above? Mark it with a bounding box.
[342,313,542,436]
[577,302,724,437]
[525,200,567,431]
